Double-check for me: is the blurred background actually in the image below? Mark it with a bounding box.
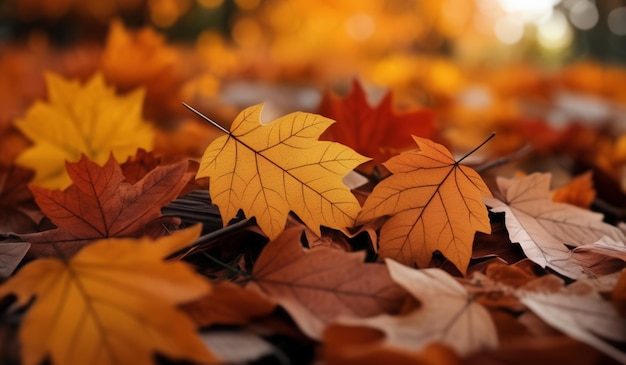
[0,0,625,192]
[2,0,625,63]
[2,0,625,111]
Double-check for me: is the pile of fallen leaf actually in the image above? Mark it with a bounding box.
[1,18,626,364]
[0,68,625,365]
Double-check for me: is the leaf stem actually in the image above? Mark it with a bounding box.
[456,132,496,165]
[182,102,231,135]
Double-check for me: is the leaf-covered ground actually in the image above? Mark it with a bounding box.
[1,4,626,365]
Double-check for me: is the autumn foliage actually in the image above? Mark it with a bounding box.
[1,11,626,365]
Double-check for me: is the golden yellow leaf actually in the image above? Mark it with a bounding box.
[0,225,218,365]
[195,103,370,239]
[357,136,492,274]
[14,72,154,189]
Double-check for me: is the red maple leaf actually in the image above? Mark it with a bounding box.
[318,79,436,172]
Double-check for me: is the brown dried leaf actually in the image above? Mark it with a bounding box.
[613,269,626,316]
[23,154,190,257]
[323,324,460,365]
[248,227,408,339]
[484,173,626,279]
[518,287,626,362]
[570,237,626,277]
[336,260,499,356]
[0,165,42,234]
[182,280,275,327]
[0,242,30,278]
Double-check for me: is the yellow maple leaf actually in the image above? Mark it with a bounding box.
[0,225,218,365]
[14,72,154,189]
[194,103,370,239]
[357,136,492,274]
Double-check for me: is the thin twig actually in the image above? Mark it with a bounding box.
[592,197,626,221]
[192,218,255,247]
[474,143,534,173]
[200,251,250,279]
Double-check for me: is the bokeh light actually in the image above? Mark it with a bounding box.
[608,7,626,36]
[344,13,376,41]
[497,0,557,24]
[538,10,573,50]
[568,1,599,30]
[494,16,524,44]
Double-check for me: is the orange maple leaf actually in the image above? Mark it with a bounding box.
[318,79,436,171]
[22,154,191,257]
[102,19,179,90]
[102,19,184,122]
[357,136,492,274]
[0,225,218,365]
[247,227,408,339]
[551,171,596,209]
